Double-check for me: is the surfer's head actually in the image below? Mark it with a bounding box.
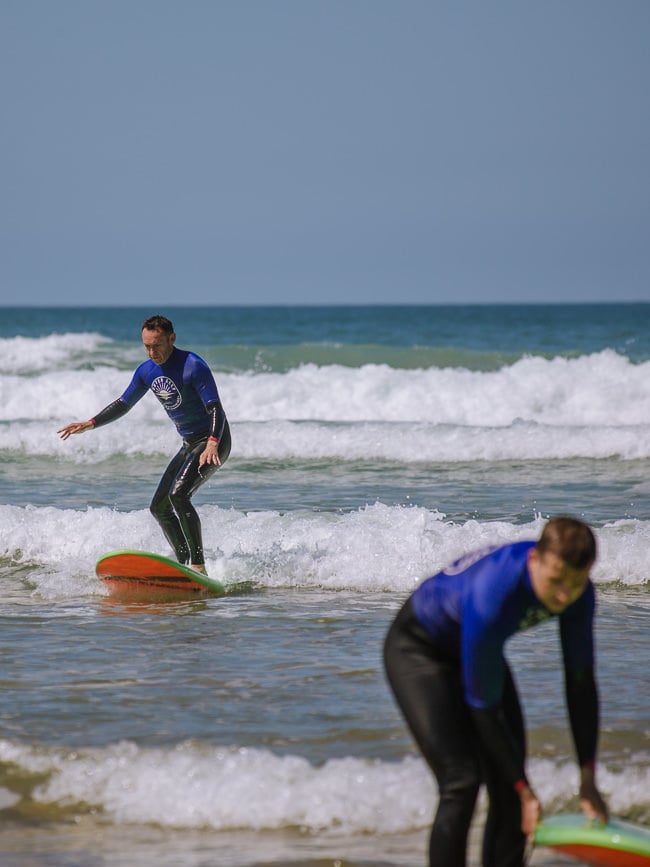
[142,314,176,365]
[536,516,596,570]
[142,314,174,335]
[528,517,596,613]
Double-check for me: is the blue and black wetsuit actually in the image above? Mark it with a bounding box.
[384,541,598,867]
[91,347,231,566]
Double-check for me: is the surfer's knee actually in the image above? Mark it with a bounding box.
[150,495,173,521]
[168,490,192,513]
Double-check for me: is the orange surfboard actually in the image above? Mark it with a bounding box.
[96,550,225,596]
[534,813,650,867]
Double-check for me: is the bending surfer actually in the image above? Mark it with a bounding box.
[383,516,608,867]
[58,314,231,574]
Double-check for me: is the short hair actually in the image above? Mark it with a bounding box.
[142,315,174,335]
[536,517,596,570]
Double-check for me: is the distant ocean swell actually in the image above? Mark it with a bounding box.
[1,342,649,462]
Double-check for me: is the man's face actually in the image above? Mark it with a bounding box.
[527,548,590,613]
[142,328,175,365]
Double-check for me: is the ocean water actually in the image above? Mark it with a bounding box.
[0,304,648,867]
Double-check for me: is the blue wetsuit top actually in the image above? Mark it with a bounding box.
[411,540,598,783]
[411,540,595,710]
[92,347,227,440]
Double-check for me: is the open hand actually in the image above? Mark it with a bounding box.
[58,421,93,440]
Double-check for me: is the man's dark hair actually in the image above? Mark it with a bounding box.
[536,516,596,570]
[142,315,174,334]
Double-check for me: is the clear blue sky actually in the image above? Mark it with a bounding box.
[2,1,649,306]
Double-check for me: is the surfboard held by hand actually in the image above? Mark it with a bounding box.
[534,812,650,867]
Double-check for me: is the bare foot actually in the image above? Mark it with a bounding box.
[191,564,207,575]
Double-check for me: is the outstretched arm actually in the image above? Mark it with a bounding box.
[58,399,130,440]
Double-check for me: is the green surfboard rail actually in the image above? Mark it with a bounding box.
[534,813,650,860]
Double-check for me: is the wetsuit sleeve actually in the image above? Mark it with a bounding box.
[207,399,227,440]
[560,584,598,767]
[187,353,220,407]
[463,621,528,788]
[461,549,532,788]
[91,399,131,428]
[469,706,527,787]
[565,667,599,767]
[119,365,149,407]
[87,365,149,429]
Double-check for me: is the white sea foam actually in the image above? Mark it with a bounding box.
[227,351,650,426]
[2,349,649,462]
[0,332,113,374]
[0,738,647,832]
[2,504,648,595]
[2,415,649,462]
[3,348,650,425]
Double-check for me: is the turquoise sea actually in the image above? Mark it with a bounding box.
[0,304,648,866]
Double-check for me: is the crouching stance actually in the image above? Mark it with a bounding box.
[58,315,230,573]
[384,517,608,867]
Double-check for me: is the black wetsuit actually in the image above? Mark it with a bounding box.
[383,542,599,867]
[92,347,231,565]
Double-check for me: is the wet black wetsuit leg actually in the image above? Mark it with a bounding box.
[384,598,481,867]
[150,425,231,565]
[480,673,527,867]
[384,598,528,867]
[150,446,193,563]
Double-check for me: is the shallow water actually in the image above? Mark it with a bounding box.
[1,305,648,865]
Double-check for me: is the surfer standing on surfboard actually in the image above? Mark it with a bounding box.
[58,314,230,575]
[384,516,609,867]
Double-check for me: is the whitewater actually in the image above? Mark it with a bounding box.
[0,305,648,866]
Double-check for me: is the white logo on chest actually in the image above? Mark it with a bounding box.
[151,376,182,410]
